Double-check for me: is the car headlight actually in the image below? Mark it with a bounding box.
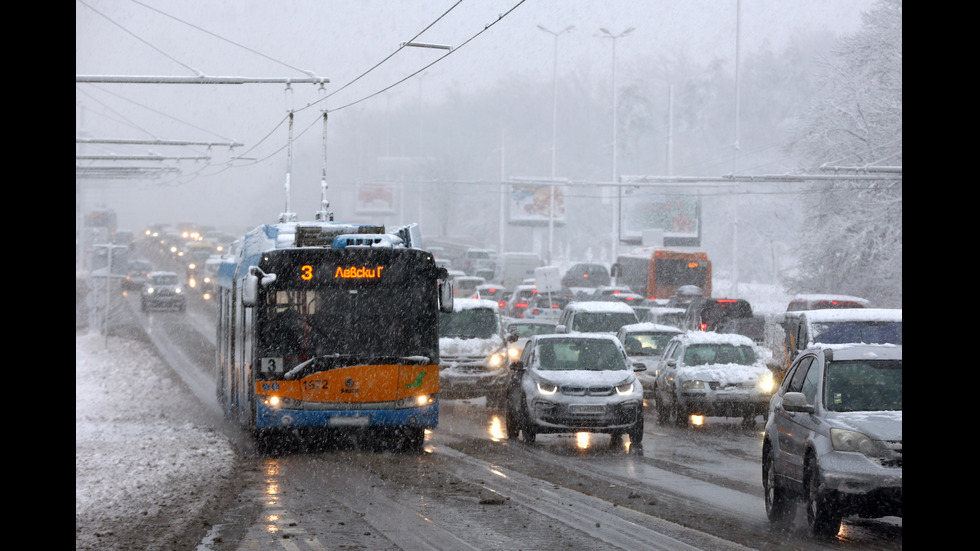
[507,346,521,359]
[681,380,705,389]
[146,287,155,294]
[830,428,884,457]
[489,352,506,368]
[175,287,183,294]
[615,381,635,395]
[758,373,775,393]
[536,382,558,395]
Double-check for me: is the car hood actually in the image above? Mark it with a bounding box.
[825,410,902,440]
[439,336,504,356]
[675,363,769,385]
[533,368,634,387]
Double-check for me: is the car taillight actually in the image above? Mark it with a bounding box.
[516,302,529,308]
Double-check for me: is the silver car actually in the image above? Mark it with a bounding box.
[504,334,646,444]
[653,331,775,426]
[762,344,902,537]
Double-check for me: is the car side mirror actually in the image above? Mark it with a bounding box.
[509,360,524,371]
[555,324,568,334]
[632,362,647,372]
[665,359,677,368]
[507,332,519,343]
[781,391,814,413]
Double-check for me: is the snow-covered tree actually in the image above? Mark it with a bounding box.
[784,0,902,307]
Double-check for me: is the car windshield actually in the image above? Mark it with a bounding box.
[622,332,677,356]
[439,308,500,339]
[150,274,179,285]
[683,344,758,366]
[535,339,627,371]
[812,320,902,345]
[824,359,902,412]
[571,312,637,333]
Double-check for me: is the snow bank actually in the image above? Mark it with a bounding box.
[76,332,237,550]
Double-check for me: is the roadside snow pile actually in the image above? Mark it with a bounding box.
[76,331,237,551]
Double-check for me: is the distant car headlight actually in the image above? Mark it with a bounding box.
[507,346,521,359]
[830,428,883,457]
[174,287,183,294]
[681,379,705,389]
[146,287,155,294]
[536,382,558,395]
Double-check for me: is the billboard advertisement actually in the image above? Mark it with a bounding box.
[355,183,397,214]
[508,181,565,226]
[620,192,700,245]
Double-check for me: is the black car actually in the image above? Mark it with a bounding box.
[683,297,753,332]
[560,263,611,289]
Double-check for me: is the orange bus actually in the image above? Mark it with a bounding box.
[647,249,711,300]
[613,248,711,300]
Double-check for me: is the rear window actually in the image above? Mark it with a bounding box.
[812,321,902,345]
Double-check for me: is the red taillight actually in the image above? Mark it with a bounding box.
[532,308,541,314]
[717,299,738,303]
[498,302,507,308]
[516,302,529,308]
[699,323,707,331]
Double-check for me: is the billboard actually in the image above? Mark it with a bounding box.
[620,192,700,246]
[508,181,565,226]
[355,183,397,214]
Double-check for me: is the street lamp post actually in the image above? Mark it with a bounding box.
[599,27,634,262]
[537,24,574,265]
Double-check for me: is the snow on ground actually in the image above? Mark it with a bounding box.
[75,330,238,551]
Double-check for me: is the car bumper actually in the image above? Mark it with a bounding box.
[529,398,643,432]
[678,390,770,416]
[819,451,903,517]
[142,295,186,309]
[439,365,508,399]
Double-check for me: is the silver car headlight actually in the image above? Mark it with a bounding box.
[536,382,558,395]
[615,381,635,395]
[758,373,775,394]
[830,428,885,457]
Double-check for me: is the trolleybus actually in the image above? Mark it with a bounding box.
[215,219,453,451]
[613,248,711,300]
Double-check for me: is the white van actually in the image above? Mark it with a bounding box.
[496,252,543,290]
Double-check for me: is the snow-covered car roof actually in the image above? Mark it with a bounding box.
[451,297,499,312]
[618,322,684,334]
[669,331,757,347]
[563,300,636,313]
[148,271,179,277]
[799,308,901,322]
[531,333,624,346]
[790,293,870,304]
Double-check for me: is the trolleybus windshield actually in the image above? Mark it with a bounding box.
[254,249,439,380]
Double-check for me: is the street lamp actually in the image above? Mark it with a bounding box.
[537,24,574,265]
[599,27,634,261]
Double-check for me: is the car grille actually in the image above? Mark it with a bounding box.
[708,381,755,390]
[880,439,902,468]
[440,355,489,373]
[560,385,614,396]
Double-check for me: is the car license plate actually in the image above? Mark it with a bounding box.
[571,405,604,414]
[330,416,370,427]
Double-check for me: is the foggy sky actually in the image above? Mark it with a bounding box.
[76,0,875,234]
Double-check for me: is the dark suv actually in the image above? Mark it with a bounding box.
[560,263,611,289]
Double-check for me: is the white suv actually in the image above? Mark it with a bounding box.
[653,331,774,426]
[555,301,638,334]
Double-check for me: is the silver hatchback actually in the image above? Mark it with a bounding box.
[762,344,902,537]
